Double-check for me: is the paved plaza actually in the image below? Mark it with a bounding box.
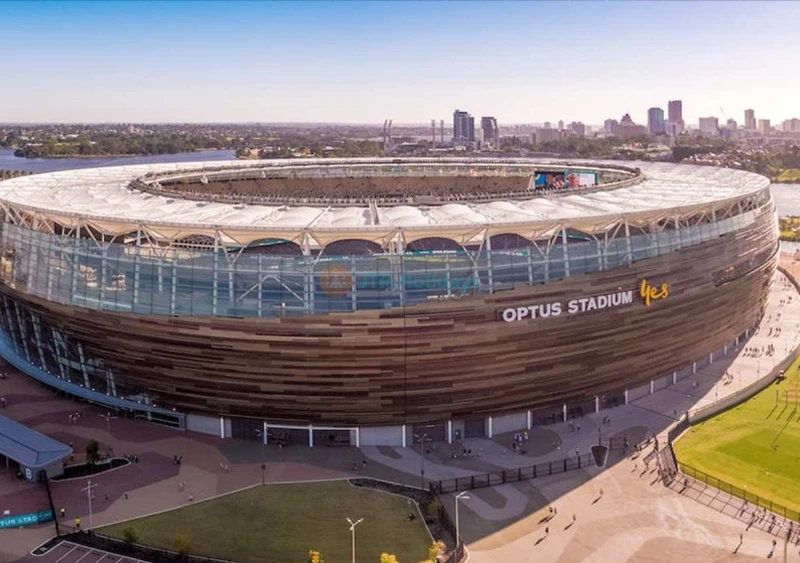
[1,253,800,563]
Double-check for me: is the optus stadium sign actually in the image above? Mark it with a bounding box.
[501,279,668,322]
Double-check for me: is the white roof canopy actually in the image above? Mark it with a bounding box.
[0,158,770,244]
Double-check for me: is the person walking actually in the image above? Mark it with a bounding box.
[74,517,81,530]
[59,507,66,518]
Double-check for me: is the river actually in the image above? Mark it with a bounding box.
[770,183,800,218]
[0,148,236,173]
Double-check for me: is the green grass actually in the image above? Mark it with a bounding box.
[674,356,800,514]
[101,481,431,563]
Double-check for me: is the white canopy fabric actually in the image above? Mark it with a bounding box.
[0,158,770,242]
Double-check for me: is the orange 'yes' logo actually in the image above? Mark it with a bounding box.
[640,279,668,307]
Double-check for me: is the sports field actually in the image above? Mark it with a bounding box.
[674,356,800,514]
[101,481,431,563]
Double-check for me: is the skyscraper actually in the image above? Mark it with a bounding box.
[668,100,684,134]
[744,109,756,130]
[698,117,720,134]
[480,117,498,147]
[647,107,666,135]
[569,122,586,136]
[453,110,475,142]
[603,119,619,135]
[668,100,683,124]
[616,114,648,140]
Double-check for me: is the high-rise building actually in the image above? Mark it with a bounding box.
[668,100,683,125]
[604,119,619,135]
[557,120,564,131]
[726,118,738,130]
[758,119,771,135]
[667,100,684,134]
[647,107,666,135]
[532,128,559,144]
[616,114,648,140]
[569,122,586,136]
[480,117,499,146]
[782,118,800,133]
[698,117,719,134]
[744,109,756,130]
[453,110,475,142]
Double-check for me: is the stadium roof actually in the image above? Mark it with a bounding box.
[0,158,770,246]
[0,414,72,469]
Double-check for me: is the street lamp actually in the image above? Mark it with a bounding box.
[254,428,267,486]
[346,517,363,563]
[99,412,117,457]
[82,479,97,531]
[455,491,470,551]
[413,432,427,490]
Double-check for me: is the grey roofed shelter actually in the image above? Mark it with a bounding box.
[0,414,72,478]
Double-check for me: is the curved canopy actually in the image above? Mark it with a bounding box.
[0,158,770,246]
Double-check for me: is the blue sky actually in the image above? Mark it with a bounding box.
[1,1,798,125]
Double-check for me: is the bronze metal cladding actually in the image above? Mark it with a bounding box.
[0,208,777,426]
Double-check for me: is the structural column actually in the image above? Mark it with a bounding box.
[561,227,570,278]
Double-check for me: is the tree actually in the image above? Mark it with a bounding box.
[122,526,139,546]
[85,439,100,465]
[307,550,325,563]
[427,540,446,562]
[425,497,442,519]
[172,533,191,559]
[380,554,399,563]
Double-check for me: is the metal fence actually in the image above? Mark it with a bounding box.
[430,453,595,494]
[63,531,235,563]
[435,502,466,563]
[678,462,800,522]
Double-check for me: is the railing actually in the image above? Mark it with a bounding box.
[677,462,800,522]
[62,531,236,563]
[429,453,595,495]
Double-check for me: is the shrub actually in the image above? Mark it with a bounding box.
[172,533,191,558]
[425,497,442,518]
[121,527,139,546]
[427,540,446,562]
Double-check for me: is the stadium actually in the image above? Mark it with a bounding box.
[0,157,778,446]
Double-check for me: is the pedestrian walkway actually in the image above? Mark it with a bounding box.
[667,475,800,542]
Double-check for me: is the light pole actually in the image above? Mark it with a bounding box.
[99,412,117,457]
[82,479,98,531]
[254,428,266,485]
[346,517,363,563]
[455,491,470,551]
[413,432,427,490]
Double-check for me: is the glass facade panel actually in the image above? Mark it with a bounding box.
[0,203,768,319]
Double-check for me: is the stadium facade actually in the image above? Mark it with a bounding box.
[0,158,778,445]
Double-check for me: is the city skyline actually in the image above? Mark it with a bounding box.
[1,1,800,124]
